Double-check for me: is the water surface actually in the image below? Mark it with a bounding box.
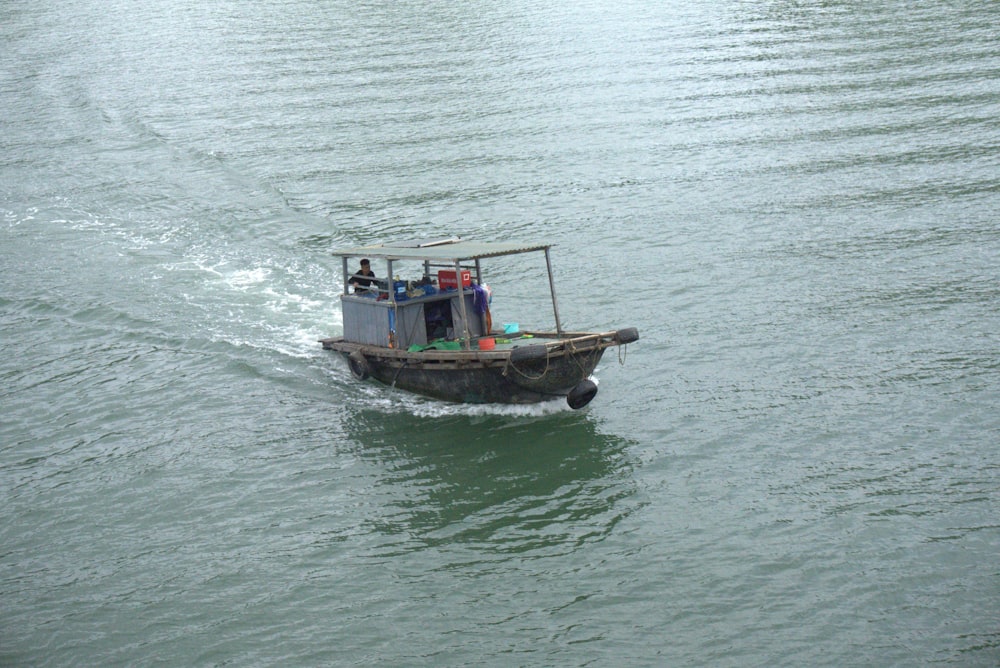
[2,0,999,665]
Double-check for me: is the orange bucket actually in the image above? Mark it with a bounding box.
[478,337,496,350]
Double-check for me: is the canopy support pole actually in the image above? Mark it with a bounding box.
[544,247,564,336]
[455,260,472,349]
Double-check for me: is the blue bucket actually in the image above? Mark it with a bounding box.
[394,281,408,301]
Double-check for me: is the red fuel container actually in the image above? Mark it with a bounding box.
[438,269,471,290]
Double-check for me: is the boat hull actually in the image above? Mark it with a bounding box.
[322,330,636,406]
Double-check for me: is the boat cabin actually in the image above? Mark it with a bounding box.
[334,238,564,351]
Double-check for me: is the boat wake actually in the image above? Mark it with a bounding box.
[337,374,601,418]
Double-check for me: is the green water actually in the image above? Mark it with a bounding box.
[2,0,998,664]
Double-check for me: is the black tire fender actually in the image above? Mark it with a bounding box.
[616,327,639,345]
[509,344,548,363]
[348,351,370,380]
[567,379,599,409]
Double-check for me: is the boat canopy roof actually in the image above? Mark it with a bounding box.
[330,238,551,263]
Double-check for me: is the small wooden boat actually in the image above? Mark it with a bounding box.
[320,238,638,409]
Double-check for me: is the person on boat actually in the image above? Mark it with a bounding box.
[349,259,376,294]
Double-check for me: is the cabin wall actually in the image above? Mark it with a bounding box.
[341,293,484,348]
[450,293,485,340]
[342,297,390,346]
[394,303,427,349]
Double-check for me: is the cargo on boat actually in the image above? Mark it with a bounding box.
[320,238,638,409]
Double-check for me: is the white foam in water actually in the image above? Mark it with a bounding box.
[346,376,602,418]
[411,398,573,418]
[162,250,345,358]
[360,390,575,418]
[261,286,325,313]
[268,324,335,359]
[226,266,271,288]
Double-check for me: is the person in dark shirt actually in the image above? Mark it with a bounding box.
[349,258,376,294]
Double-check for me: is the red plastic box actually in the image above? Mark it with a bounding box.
[438,269,471,290]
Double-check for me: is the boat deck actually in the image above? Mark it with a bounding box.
[320,330,624,361]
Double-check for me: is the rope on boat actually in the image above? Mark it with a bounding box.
[390,359,409,391]
[503,337,606,381]
[618,342,629,365]
[502,346,551,380]
[566,338,602,376]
